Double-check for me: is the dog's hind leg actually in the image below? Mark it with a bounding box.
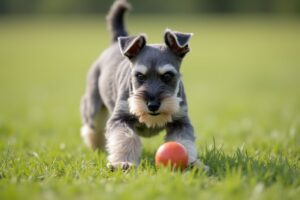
[80,62,108,150]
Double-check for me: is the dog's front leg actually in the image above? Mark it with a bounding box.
[166,118,208,170]
[105,117,141,170]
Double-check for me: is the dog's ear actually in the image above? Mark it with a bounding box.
[118,35,147,59]
[164,29,193,58]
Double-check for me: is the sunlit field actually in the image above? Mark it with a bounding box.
[0,15,299,199]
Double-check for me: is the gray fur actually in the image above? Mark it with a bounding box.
[80,0,204,170]
[106,0,131,42]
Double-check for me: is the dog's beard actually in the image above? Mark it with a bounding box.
[128,94,180,128]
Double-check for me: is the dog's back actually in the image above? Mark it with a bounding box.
[80,0,131,149]
[94,0,132,113]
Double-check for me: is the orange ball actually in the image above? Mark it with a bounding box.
[155,141,188,170]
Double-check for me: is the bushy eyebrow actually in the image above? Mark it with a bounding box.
[133,64,148,75]
[157,64,178,75]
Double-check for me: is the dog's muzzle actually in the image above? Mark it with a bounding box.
[128,90,180,128]
[147,101,160,114]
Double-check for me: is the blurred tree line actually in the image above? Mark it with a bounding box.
[0,0,299,14]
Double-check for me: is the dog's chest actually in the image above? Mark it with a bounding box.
[133,122,164,138]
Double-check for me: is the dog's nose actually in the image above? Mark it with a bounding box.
[147,101,160,112]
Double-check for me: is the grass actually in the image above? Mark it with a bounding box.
[0,14,300,199]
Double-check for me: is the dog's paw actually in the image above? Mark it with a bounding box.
[188,159,210,173]
[107,162,135,171]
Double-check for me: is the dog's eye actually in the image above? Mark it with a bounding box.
[161,72,174,83]
[136,73,146,83]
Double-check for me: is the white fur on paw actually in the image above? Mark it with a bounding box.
[81,125,94,146]
[107,162,135,171]
[189,159,210,172]
[80,125,104,149]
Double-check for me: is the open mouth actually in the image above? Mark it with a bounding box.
[149,113,160,116]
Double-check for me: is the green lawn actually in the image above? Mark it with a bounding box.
[0,15,299,200]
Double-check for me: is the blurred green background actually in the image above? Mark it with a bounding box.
[1,0,300,14]
[0,0,300,199]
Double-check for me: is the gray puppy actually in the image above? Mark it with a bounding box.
[81,0,205,170]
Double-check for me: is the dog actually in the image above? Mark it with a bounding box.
[80,0,206,170]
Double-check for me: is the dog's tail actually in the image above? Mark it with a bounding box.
[106,0,131,43]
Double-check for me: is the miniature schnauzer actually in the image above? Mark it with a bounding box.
[80,0,206,170]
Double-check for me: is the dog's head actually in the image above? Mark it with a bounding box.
[118,29,193,128]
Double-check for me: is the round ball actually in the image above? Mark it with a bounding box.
[155,141,188,170]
